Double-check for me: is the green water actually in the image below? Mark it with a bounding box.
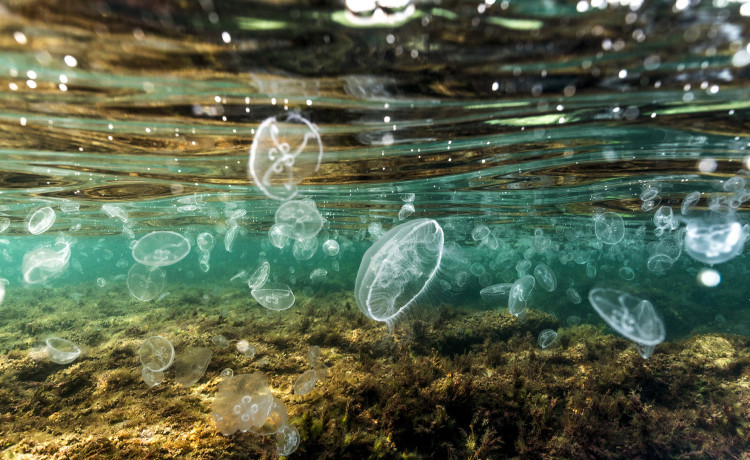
[0,0,749,457]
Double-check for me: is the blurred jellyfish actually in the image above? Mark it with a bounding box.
[565,287,582,304]
[537,329,558,349]
[684,216,744,265]
[508,275,535,316]
[594,212,624,245]
[588,288,665,346]
[681,191,701,215]
[322,239,340,256]
[354,218,444,327]
[533,263,557,292]
[248,114,323,201]
[398,203,415,220]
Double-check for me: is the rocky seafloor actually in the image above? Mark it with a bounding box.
[0,284,748,459]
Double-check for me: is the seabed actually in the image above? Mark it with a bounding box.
[0,284,748,459]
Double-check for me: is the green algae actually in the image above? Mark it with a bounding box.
[0,284,748,459]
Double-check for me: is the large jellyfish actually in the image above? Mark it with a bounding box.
[354,218,444,328]
[588,288,665,347]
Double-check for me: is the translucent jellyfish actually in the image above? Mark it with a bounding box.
[322,239,340,256]
[26,206,56,235]
[197,232,215,252]
[515,259,532,276]
[248,114,323,201]
[647,254,673,273]
[344,0,415,27]
[292,236,318,261]
[398,203,415,220]
[268,224,291,249]
[142,366,164,387]
[594,212,624,245]
[537,329,558,349]
[276,424,300,456]
[681,191,700,215]
[684,218,744,265]
[293,369,318,395]
[471,224,490,242]
[354,218,444,326]
[212,372,274,435]
[248,397,288,436]
[565,287,582,304]
[533,263,557,292]
[634,343,655,359]
[508,275,535,316]
[0,217,10,234]
[132,231,191,267]
[479,283,513,301]
[618,266,636,280]
[224,225,239,253]
[567,316,581,327]
[221,368,234,378]
[236,339,257,358]
[252,283,295,311]
[127,263,166,301]
[45,337,81,364]
[275,200,324,242]
[588,288,665,346]
[309,268,327,281]
[308,346,321,367]
[22,245,70,284]
[139,336,175,372]
[175,347,213,386]
[101,204,128,222]
[653,206,676,230]
[212,335,230,349]
[247,261,270,290]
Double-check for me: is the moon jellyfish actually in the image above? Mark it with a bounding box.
[681,191,701,215]
[197,232,215,253]
[212,335,230,349]
[0,217,10,234]
[594,212,624,245]
[508,275,535,316]
[127,263,166,301]
[276,424,300,456]
[22,241,71,284]
[132,231,191,267]
[653,206,676,231]
[293,369,318,395]
[212,372,274,435]
[247,261,270,290]
[248,114,323,201]
[567,315,582,327]
[647,254,673,273]
[268,224,290,249]
[533,263,557,292]
[322,239,340,256]
[221,368,234,378]
[45,337,81,364]
[292,236,318,261]
[139,336,175,372]
[26,206,56,235]
[175,347,213,386]
[398,203,415,220]
[354,218,444,327]
[537,329,558,349]
[634,342,655,359]
[275,199,324,242]
[247,397,288,436]
[237,340,257,358]
[618,266,636,280]
[479,283,513,301]
[565,287,582,304]
[471,224,490,242]
[684,218,744,265]
[309,268,327,281]
[588,288,665,346]
[141,366,164,387]
[252,283,295,311]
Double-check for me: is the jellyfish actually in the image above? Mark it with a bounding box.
[45,337,81,364]
[175,347,213,386]
[212,373,275,435]
[537,329,558,349]
[594,212,624,245]
[533,263,557,292]
[293,370,318,395]
[398,203,415,220]
[132,231,191,267]
[127,263,165,301]
[247,261,270,290]
[684,217,744,265]
[508,275,535,316]
[139,336,175,372]
[322,239,340,256]
[251,283,295,311]
[25,206,56,235]
[248,114,323,201]
[354,218,444,328]
[588,288,665,346]
[275,199,324,242]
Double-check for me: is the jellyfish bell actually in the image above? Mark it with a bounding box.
[588,288,665,346]
[683,213,744,265]
[132,231,191,267]
[248,114,323,201]
[275,199,324,241]
[354,218,444,328]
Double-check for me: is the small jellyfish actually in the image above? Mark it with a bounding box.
[221,368,234,378]
[653,206,676,230]
[398,203,415,220]
[309,268,328,281]
[0,217,10,234]
[212,335,230,349]
[594,212,624,245]
[132,231,191,267]
[479,283,513,301]
[588,288,665,346]
[275,199,324,241]
[22,242,71,285]
[236,340,257,358]
[197,232,216,253]
[565,287,582,304]
[142,366,164,387]
[646,254,673,273]
[533,263,557,292]
[537,329,558,349]
[322,239,340,256]
[224,225,240,253]
[681,191,700,215]
[293,369,318,395]
[618,266,636,281]
[567,316,581,327]
[247,261,270,290]
[45,337,81,364]
[508,275,535,316]
[96,277,106,288]
[139,336,175,372]
[175,347,213,386]
[276,424,300,456]
[308,346,321,368]
[471,224,490,242]
[127,263,166,302]
[268,224,291,249]
[252,283,295,311]
[292,236,318,261]
[26,206,56,235]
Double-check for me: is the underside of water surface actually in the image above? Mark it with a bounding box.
[0,0,749,458]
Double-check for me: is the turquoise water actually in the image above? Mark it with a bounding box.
[1,0,750,457]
